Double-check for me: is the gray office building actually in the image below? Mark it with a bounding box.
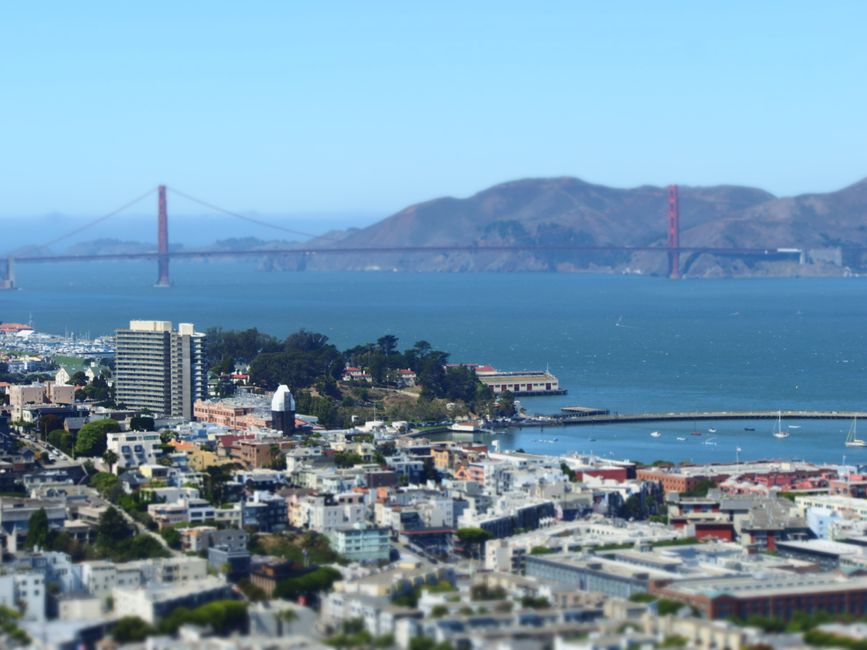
[115,320,207,419]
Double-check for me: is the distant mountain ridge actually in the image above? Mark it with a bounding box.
[265,176,867,276]
[22,177,867,277]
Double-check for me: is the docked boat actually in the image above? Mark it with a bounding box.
[845,417,866,447]
[772,411,789,439]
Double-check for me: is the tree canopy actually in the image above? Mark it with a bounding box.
[25,508,49,550]
[74,419,120,457]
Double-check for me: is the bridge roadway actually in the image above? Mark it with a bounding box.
[512,410,867,427]
[8,244,818,263]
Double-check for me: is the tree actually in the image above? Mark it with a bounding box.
[112,616,154,643]
[38,414,63,439]
[69,370,88,386]
[274,566,341,601]
[25,508,50,550]
[158,600,248,636]
[211,354,236,376]
[376,334,399,356]
[160,527,182,550]
[269,445,286,470]
[47,429,74,455]
[334,452,364,468]
[103,450,119,474]
[456,527,493,559]
[494,391,516,417]
[95,506,134,549]
[129,415,155,431]
[74,419,120,457]
[90,472,123,500]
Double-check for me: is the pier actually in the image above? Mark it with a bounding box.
[512,410,867,427]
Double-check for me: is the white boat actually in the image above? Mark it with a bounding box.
[676,436,686,441]
[650,431,662,438]
[845,417,866,447]
[788,425,801,429]
[772,411,789,439]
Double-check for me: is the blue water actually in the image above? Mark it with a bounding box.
[3,261,867,464]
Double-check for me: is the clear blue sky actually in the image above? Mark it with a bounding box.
[2,1,866,219]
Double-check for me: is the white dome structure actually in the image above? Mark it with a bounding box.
[271,384,296,412]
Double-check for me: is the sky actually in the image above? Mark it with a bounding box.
[2,1,867,224]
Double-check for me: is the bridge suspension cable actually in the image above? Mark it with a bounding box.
[40,187,158,250]
[166,186,338,242]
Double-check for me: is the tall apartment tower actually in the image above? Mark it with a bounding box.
[115,320,207,419]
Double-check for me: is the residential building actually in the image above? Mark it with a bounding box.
[327,526,391,563]
[114,320,207,419]
[0,570,45,622]
[106,431,162,470]
[112,577,233,624]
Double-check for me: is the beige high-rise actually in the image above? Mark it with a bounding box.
[114,320,207,419]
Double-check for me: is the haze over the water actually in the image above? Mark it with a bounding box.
[1,1,866,222]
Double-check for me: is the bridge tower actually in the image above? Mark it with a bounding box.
[0,257,13,290]
[156,184,170,287]
[667,184,680,279]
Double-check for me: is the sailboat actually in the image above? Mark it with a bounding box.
[772,411,789,439]
[845,417,866,448]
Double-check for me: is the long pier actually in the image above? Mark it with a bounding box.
[512,410,867,428]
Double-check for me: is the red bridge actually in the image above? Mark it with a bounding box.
[0,184,828,289]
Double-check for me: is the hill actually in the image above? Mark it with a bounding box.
[261,176,867,277]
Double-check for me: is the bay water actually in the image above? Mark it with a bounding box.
[3,261,867,465]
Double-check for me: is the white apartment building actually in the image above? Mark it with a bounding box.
[292,493,367,532]
[148,498,220,528]
[80,557,208,608]
[107,431,162,470]
[113,577,232,625]
[795,495,867,520]
[0,571,45,623]
[80,561,142,602]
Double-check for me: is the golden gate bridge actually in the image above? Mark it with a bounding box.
[0,185,823,289]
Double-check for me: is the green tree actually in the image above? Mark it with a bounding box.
[410,637,453,650]
[47,429,74,455]
[112,616,155,643]
[103,449,119,474]
[38,414,63,439]
[158,600,248,636]
[274,567,342,600]
[129,415,155,431]
[377,335,399,355]
[456,527,493,559]
[96,506,134,549]
[494,391,516,417]
[682,479,717,497]
[90,472,123,500]
[25,508,50,550]
[334,452,364,468]
[74,419,120,457]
